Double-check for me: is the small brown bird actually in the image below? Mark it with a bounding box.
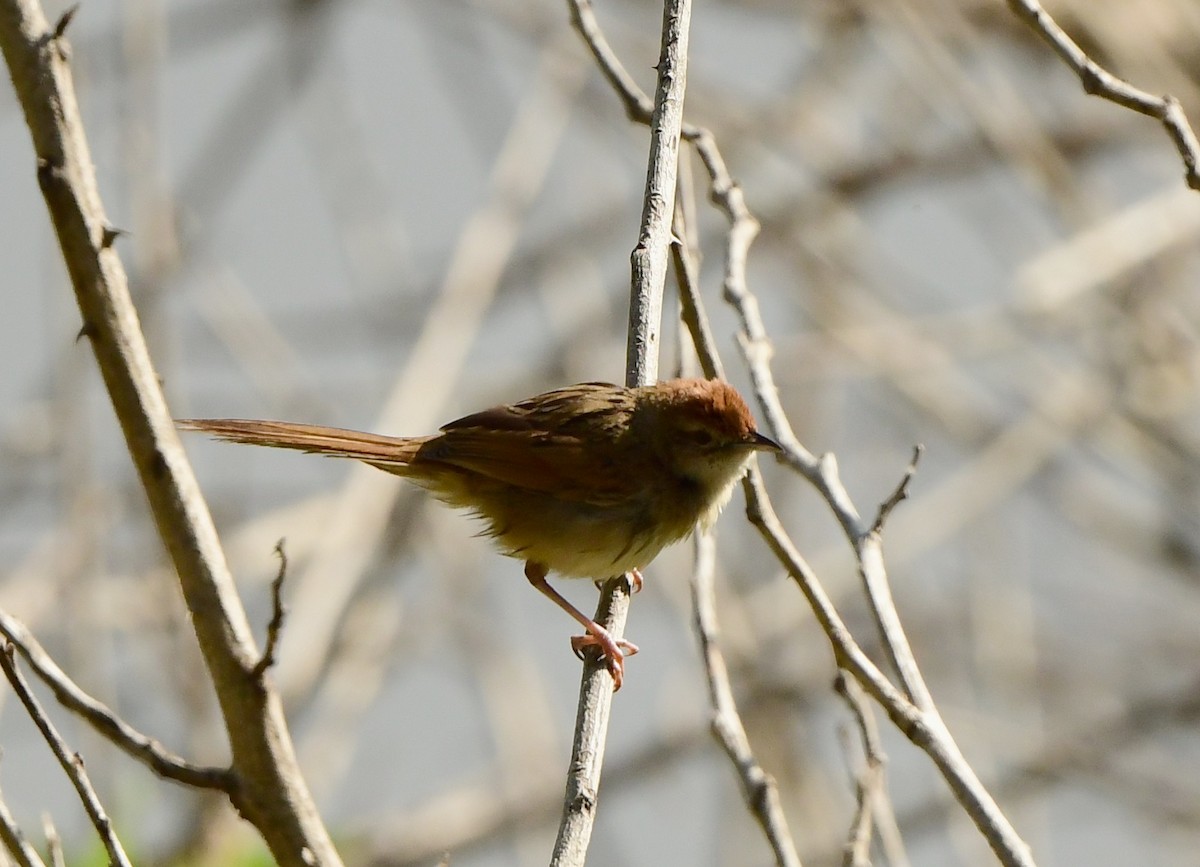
[180,378,779,689]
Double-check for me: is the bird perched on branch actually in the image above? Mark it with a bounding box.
[180,378,779,689]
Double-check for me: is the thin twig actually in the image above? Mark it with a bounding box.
[0,787,44,867]
[835,671,906,867]
[656,53,1037,857]
[837,735,878,867]
[873,445,923,534]
[42,814,64,867]
[253,539,289,678]
[549,579,633,866]
[692,530,802,867]
[0,643,132,867]
[1005,0,1200,190]
[672,172,725,381]
[0,609,232,791]
[674,185,799,864]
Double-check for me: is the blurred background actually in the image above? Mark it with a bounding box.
[3,0,1200,864]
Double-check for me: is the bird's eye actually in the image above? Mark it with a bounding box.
[685,427,715,447]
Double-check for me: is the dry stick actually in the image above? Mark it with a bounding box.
[672,184,725,382]
[0,644,132,867]
[743,470,1039,867]
[253,540,290,678]
[674,179,802,865]
[692,530,803,867]
[0,2,340,862]
[42,814,65,867]
[0,788,45,867]
[702,74,1038,867]
[623,0,688,391]
[551,0,692,863]
[0,610,232,791]
[835,671,911,867]
[842,769,880,867]
[1005,0,1200,191]
[571,1,835,859]
[729,225,1037,864]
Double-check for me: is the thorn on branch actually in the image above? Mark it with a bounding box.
[253,540,289,679]
[872,445,923,533]
[100,226,126,249]
[53,5,79,40]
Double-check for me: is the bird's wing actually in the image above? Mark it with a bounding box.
[420,383,635,506]
[440,382,624,434]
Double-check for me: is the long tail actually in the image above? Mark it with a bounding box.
[177,418,427,472]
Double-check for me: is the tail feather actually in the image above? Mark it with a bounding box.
[178,419,426,470]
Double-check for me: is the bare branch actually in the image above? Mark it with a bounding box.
[253,540,290,678]
[671,173,725,381]
[692,530,802,867]
[0,1,339,859]
[1005,0,1200,190]
[41,815,64,867]
[0,609,232,791]
[0,787,45,867]
[873,446,924,534]
[0,643,132,867]
[835,671,909,867]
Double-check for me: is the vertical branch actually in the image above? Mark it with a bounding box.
[692,531,802,867]
[552,0,693,863]
[624,0,691,389]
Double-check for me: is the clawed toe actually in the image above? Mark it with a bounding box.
[570,633,640,690]
[628,569,644,593]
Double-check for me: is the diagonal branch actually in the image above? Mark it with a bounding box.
[0,784,45,867]
[0,1,340,861]
[0,610,232,792]
[1,642,132,867]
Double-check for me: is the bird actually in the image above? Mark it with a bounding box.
[179,378,780,689]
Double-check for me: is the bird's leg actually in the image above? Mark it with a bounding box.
[524,561,639,690]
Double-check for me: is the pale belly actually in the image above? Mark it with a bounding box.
[409,456,746,579]
[483,494,691,578]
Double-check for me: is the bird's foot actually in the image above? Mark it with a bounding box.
[570,631,640,690]
[627,568,644,593]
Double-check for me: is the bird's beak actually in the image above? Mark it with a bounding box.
[749,431,782,451]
